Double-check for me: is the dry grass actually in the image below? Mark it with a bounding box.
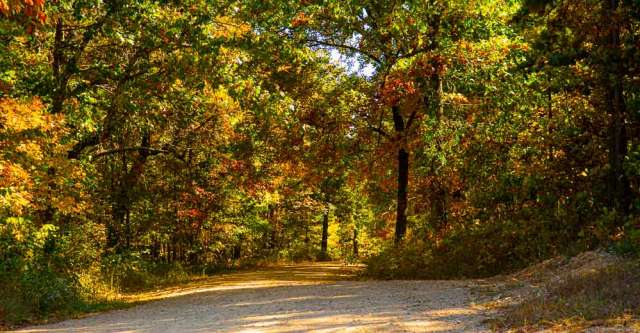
[492,259,640,332]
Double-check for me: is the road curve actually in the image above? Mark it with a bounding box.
[13,263,490,333]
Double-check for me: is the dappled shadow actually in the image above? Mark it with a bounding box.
[14,263,488,333]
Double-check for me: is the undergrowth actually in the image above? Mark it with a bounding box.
[364,217,589,279]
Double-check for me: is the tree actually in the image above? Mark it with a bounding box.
[520,0,639,217]
[243,0,452,242]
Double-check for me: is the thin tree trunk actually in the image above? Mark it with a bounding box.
[269,207,278,250]
[151,235,159,261]
[353,227,359,257]
[52,18,65,114]
[233,234,243,260]
[110,185,127,252]
[430,182,447,234]
[124,208,131,251]
[605,0,630,216]
[435,72,444,118]
[320,210,329,259]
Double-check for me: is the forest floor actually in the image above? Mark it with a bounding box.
[11,262,491,333]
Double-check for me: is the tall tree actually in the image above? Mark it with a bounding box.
[243,0,451,242]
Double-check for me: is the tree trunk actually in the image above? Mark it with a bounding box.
[395,148,409,243]
[320,210,329,259]
[267,206,279,251]
[604,0,630,216]
[51,18,65,115]
[110,190,128,252]
[233,234,243,260]
[435,71,444,118]
[106,221,119,250]
[124,208,131,251]
[151,235,159,261]
[392,105,409,243]
[232,243,241,260]
[430,182,447,235]
[353,227,359,257]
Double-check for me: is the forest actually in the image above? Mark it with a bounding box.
[1,0,639,330]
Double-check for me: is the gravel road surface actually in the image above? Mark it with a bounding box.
[13,263,489,333]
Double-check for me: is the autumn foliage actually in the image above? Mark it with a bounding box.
[1,0,640,327]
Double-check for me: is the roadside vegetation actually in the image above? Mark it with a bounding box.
[503,261,640,331]
[478,251,639,332]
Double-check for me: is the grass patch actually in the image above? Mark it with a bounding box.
[493,260,640,331]
[0,292,133,331]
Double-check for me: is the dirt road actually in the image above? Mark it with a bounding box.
[14,263,490,332]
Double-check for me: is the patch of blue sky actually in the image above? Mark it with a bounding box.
[328,48,377,78]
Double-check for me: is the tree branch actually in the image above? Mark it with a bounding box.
[405,109,418,131]
[92,146,170,159]
[305,38,382,65]
[370,126,390,139]
[68,133,100,159]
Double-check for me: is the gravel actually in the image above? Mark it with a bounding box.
[12,264,490,333]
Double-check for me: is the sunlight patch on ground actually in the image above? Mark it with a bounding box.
[120,262,361,303]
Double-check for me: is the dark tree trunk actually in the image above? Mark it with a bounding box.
[124,208,131,250]
[233,234,243,260]
[108,134,154,252]
[431,182,447,234]
[392,105,409,243]
[604,0,630,216]
[434,71,444,118]
[232,243,241,260]
[320,210,329,259]
[395,148,409,243]
[111,195,128,252]
[353,227,358,257]
[51,18,65,115]
[267,206,279,250]
[151,235,159,261]
[106,222,119,249]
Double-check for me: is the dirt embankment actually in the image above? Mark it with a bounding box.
[477,251,639,332]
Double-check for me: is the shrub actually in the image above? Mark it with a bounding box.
[101,253,193,292]
[612,216,640,257]
[365,214,597,279]
[0,218,105,327]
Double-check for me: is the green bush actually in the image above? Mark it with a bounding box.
[365,214,600,279]
[0,218,104,327]
[102,253,193,292]
[612,217,640,257]
[19,269,82,314]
